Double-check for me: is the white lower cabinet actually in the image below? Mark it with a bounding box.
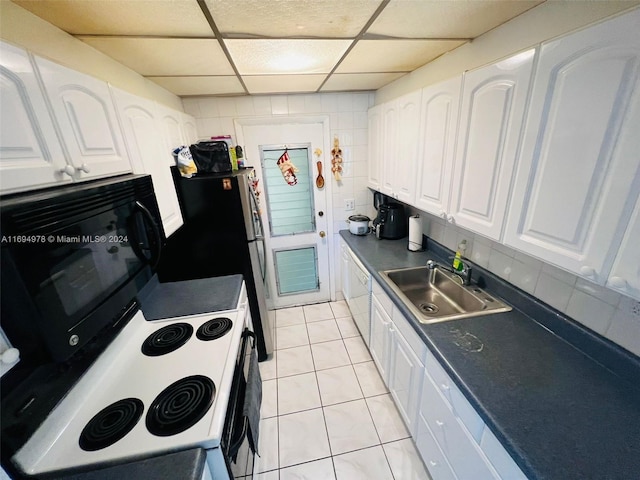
[369,280,527,479]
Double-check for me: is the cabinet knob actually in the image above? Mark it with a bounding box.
[77,163,91,174]
[436,420,444,427]
[580,266,596,277]
[446,214,455,224]
[609,276,628,289]
[440,212,447,219]
[61,164,76,177]
[429,461,438,467]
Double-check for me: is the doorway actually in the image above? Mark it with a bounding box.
[237,119,333,308]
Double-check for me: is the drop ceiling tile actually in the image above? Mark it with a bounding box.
[321,73,406,92]
[225,39,352,75]
[77,37,234,76]
[336,39,465,73]
[242,75,326,95]
[147,76,245,96]
[13,0,214,36]
[204,0,379,38]
[368,0,544,39]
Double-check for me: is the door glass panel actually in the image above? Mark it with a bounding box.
[261,145,315,236]
[274,247,319,295]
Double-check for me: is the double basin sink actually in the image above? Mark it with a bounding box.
[379,263,511,324]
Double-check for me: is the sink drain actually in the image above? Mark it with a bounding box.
[419,302,439,314]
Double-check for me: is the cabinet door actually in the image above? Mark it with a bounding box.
[112,88,184,237]
[156,104,186,166]
[0,42,70,193]
[34,56,131,181]
[607,196,640,299]
[415,76,462,218]
[388,326,423,436]
[370,295,393,385]
[341,241,351,302]
[367,104,383,190]
[380,101,398,197]
[182,113,199,145]
[449,49,535,240]
[394,90,422,204]
[504,9,640,284]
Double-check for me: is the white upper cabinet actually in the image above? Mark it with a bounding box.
[415,75,463,218]
[33,56,131,181]
[367,103,383,190]
[0,42,70,193]
[608,196,640,299]
[448,49,536,240]
[380,90,422,202]
[111,88,183,237]
[181,113,199,145]
[156,104,186,166]
[504,9,640,284]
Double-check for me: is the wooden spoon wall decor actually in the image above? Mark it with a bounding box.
[316,161,325,188]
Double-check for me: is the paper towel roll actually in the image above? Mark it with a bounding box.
[408,215,423,251]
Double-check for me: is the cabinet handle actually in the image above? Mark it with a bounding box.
[61,164,76,177]
[436,420,444,427]
[440,212,447,219]
[440,383,450,391]
[446,214,455,224]
[609,276,628,289]
[580,266,596,277]
[429,460,438,467]
[77,163,91,174]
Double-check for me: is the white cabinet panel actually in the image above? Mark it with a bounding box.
[0,42,69,193]
[156,104,185,166]
[415,75,462,218]
[450,49,535,240]
[367,104,383,190]
[416,413,457,480]
[607,196,640,299]
[394,90,422,204]
[381,101,398,197]
[34,56,131,181]
[370,294,393,384]
[112,88,183,237]
[181,113,198,145]
[389,326,423,436]
[504,9,640,283]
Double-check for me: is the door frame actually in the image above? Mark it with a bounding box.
[235,115,336,305]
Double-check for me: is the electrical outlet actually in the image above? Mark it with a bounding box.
[345,199,355,211]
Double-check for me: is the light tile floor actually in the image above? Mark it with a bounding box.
[256,301,431,480]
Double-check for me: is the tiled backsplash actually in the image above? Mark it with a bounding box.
[416,209,640,358]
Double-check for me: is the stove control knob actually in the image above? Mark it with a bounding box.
[69,334,79,346]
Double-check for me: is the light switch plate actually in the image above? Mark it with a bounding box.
[345,199,355,211]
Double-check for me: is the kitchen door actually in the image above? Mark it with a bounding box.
[240,122,330,308]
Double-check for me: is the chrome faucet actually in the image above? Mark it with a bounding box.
[426,259,473,286]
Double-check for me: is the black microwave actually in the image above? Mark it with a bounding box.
[0,175,164,365]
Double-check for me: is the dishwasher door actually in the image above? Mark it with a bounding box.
[349,252,371,346]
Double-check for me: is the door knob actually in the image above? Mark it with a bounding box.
[319,231,326,238]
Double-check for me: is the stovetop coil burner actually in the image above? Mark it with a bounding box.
[79,398,144,451]
[196,317,233,341]
[146,375,215,437]
[141,323,193,356]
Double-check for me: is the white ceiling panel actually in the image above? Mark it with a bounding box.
[321,73,406,92]
[337,39,466,73]
[243,75,327,94]
[77,37,235,76]
[13,0,214,37]
[204,0,381,38]
[226,39,352,75]
[148,76,245,96]
[368,0,544,39]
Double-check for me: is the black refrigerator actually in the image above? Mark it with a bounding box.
[158,166,273,360]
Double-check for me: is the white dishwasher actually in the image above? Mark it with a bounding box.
[348,250,372,346]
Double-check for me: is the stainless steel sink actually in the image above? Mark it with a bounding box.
[379,264,511,324]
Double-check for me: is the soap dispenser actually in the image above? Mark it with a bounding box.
[452,240,467,271]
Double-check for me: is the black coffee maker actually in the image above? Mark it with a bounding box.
[372,192,407,239]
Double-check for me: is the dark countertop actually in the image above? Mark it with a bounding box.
[340,231,640,480]
[138,274,244,320]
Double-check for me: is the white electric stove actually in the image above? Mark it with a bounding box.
[13,291,250,479]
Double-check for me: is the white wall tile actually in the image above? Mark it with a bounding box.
[353,93,372,111]
[304,94,322,113]
[353,127,368,145]
[196,117,223,137]
[337,93,354,112]
[271,95,289,115]
[574,278,622,307]
[287,95,306,114]
[338,111,354,129]
[181,97,201,116]
[566,289,616,335]
[253,96,272,115]
[217,97,237,117]
[510,257,541,294]
[196,97,220,117]
[235,96,255,116]
[488,248,513,281]
[321,93,339,112]
[534,272,574,312]
[541,263,577,287]
[604,297,640,356]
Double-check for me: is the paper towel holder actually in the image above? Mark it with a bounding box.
[408,214,426,252]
